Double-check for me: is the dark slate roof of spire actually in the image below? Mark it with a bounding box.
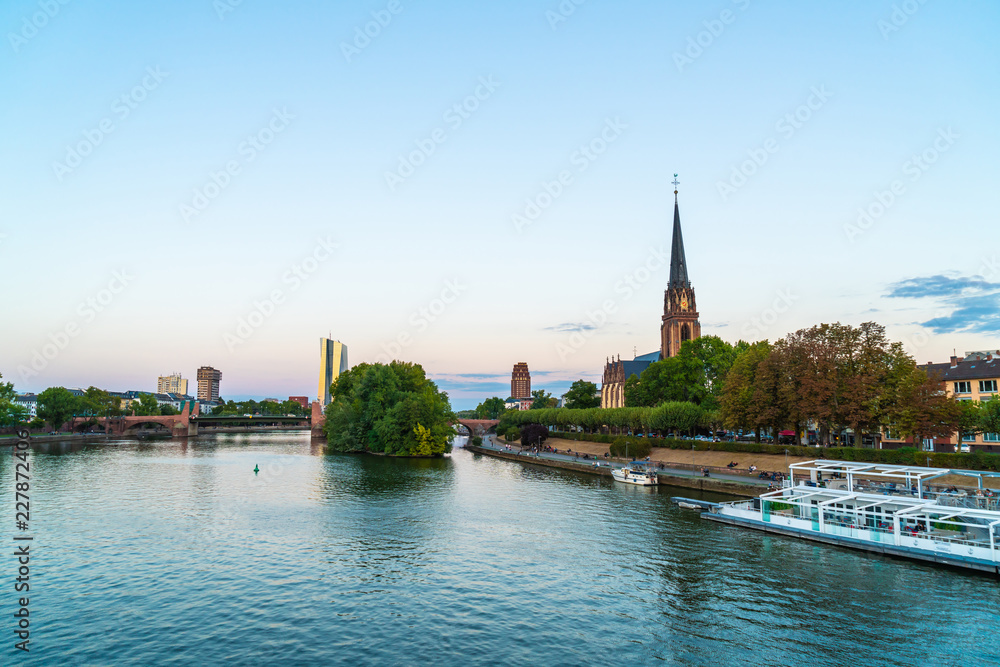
[668,198,689,288]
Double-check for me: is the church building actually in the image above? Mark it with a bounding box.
[600,179,701,409]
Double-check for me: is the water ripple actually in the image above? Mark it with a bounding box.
[2,436,999,665]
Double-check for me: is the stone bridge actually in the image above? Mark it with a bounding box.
[455,419,499,437]
[71,401,200,438]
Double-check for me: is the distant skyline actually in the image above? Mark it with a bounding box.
[3,1,998,410]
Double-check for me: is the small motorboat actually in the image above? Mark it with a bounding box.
[612,461,658,486]
[677,502,703,510]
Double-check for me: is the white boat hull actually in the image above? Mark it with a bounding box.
[612,469,658,486]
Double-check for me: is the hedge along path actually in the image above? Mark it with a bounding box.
[528,437,812,473]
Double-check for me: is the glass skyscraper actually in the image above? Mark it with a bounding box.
[318,339,349,406]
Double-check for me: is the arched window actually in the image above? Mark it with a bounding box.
[681,323,691,343]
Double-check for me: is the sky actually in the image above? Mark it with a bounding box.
[1,1,998,411]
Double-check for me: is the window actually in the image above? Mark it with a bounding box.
[954,381,971,394]
[922,439,934,452]
[979,380,998,393]
[984,433,1000,443]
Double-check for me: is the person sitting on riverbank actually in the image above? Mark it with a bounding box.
[748,465,757,473]
[727,461,738,468]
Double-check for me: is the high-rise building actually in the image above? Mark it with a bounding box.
[196,366,222,402]
[156,373,188,395]
[511,362,531,399]
[318,339,349,406]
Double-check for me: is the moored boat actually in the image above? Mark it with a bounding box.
[612,461,658,486]
[703,460,1000,575]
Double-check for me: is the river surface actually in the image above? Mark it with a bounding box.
[2,432,998,666]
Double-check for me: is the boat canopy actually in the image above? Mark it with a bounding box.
[788,459,1000,497]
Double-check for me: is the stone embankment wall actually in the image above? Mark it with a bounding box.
[466,445,763,498]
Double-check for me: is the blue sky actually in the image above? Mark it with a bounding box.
[2,0,998,410]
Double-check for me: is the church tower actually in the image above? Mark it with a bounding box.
[660,176,701,359]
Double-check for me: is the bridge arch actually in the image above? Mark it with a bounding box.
[455,419,499,438]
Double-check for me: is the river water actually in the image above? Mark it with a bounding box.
[3,432,998,666]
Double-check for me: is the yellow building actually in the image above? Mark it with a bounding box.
[318,339,349,406]
[156,373,188,395]
[883,351,1000,452]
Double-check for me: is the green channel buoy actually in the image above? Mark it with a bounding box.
[254,464,259,474]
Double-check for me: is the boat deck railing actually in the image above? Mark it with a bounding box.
[727,498,998,552]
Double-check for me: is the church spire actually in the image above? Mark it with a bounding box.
[668,174,689,288]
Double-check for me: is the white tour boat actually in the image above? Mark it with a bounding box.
[612,461,658,486]
[704,459,1000,575]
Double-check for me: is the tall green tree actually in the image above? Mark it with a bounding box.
[887,364,961,447]
[258,400,282,415]
[130,393,162,416]
[979,396,1000,438]
[37,387,80,431]
[474,397,507,419]
[82,386,122,418]
[323,361,454,456]
[626,356,692,407]
[563,380,600,410]
[675,335,747,410]
[528,389,555,409]
[956,400,983,448]
[0,374,28,428]
[719,341,772,441]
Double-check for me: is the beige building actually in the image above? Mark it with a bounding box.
[157,373,188,395]
[318,339,349,406]
[197,366,222,402]
[883,350,1000,452]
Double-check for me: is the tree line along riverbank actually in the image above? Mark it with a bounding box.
[499,428,1000,472]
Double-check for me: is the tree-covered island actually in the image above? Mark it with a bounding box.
[323,361,455,456]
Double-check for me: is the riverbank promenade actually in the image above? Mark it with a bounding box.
[473,435,775,495]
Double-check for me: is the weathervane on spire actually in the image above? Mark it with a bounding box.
[672,173,679,202]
